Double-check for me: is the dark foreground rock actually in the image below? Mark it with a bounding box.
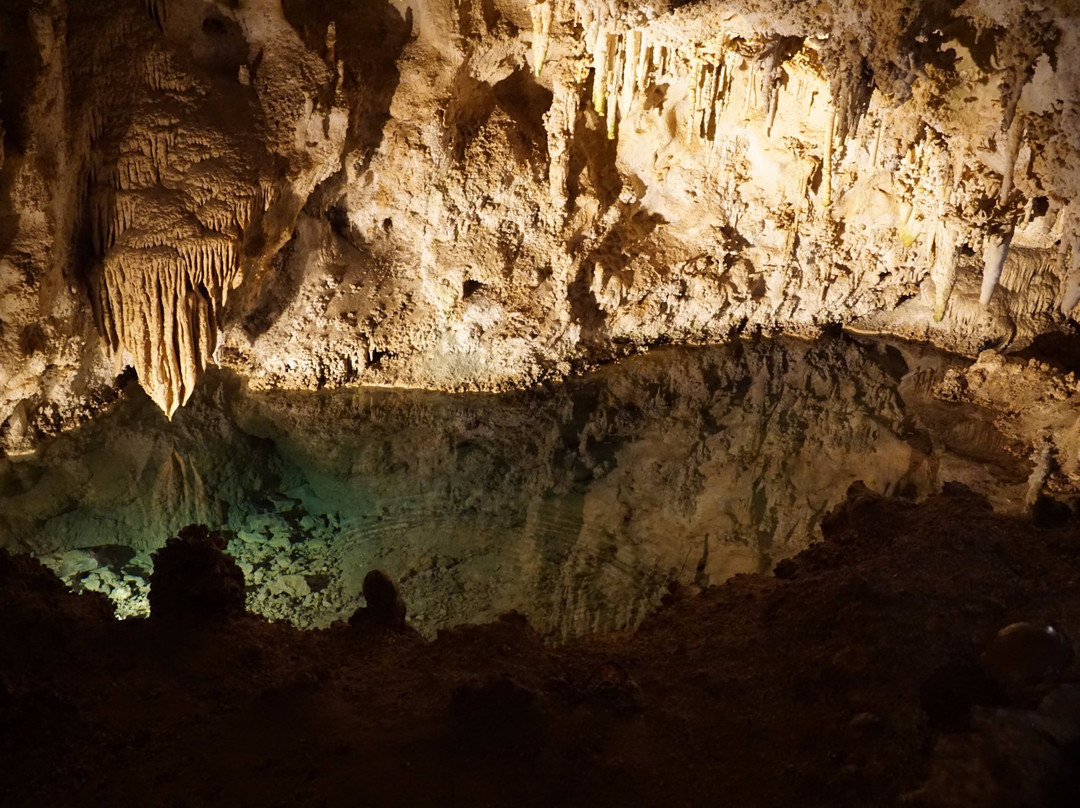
[3,485,1080,807]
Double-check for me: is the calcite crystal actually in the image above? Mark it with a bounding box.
[1,0,1079,443]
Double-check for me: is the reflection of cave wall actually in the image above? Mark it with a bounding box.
[3,335,1065,639]
[2,0,1080,452]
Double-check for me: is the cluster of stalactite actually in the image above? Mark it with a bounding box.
[539,0,1077,327]
[75,0,342,416]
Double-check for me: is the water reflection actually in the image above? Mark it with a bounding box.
[0,335,1031,639]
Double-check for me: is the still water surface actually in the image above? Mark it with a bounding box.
[0,335,1029,640]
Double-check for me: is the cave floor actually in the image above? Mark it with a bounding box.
[3,484,1080,807]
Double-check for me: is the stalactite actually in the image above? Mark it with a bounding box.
[544,77,577,210]
[822,109,835,208]
[761,38,790,137]
[690,52,724,141]
[592,29,613,116]
[42,0,1077,434]
[870,117,882,168]
[605,34,622,138]
[740,55,754,123]
[142,0,166,31]
[980,223,1014,305]
[635,32,649,93]
[1000,62,1036,138]
[764,71,779,135]
[702,61,722,140]
[999,115,1024,203]
[324,22,336,64]
[530,2,553,77]
[690,49,702,135]
[930,218,960,322]
[829,45,873,144]
[1059,210,1080,315]
[87,138,255,415]
[96,246,228,418]
[617,30,639,131]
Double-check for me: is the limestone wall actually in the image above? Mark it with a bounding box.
[2,0,1079,449]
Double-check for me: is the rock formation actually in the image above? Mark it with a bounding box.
[1,0,347,433]
[5,484,1080,807]
[1,0,1080,447]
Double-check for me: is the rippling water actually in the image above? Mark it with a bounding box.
[0,335,1031,639]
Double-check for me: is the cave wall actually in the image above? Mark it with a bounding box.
[2,0,1080,449]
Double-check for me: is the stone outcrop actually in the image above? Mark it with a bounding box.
[148,523,247,620]
[2,0,1080,446]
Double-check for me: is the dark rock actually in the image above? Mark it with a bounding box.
[452,675,536,723]
[348,569,407,630]
[148,525,246,622]
[774,558,799,579]
[939,481,993,510]
[660,580,700,605]
[820,481,890,538]
[979,621,1072,689]
[849,711,884,738]
[0,548,113,622]
[921,655,1004,731]
[450,675,541,755]
[1032,495,1071,528]
[587,661,643,715]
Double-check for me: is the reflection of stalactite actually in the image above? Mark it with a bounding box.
[142,0,166,31]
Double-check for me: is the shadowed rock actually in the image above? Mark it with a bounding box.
[349,569,407,630]
[149,524,246,622]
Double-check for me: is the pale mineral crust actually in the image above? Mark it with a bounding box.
[2,0,1080,448]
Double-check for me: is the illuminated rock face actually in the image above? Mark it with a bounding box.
[81,0,347,417]
[0,0,347,433]
[1,0,1080,443]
